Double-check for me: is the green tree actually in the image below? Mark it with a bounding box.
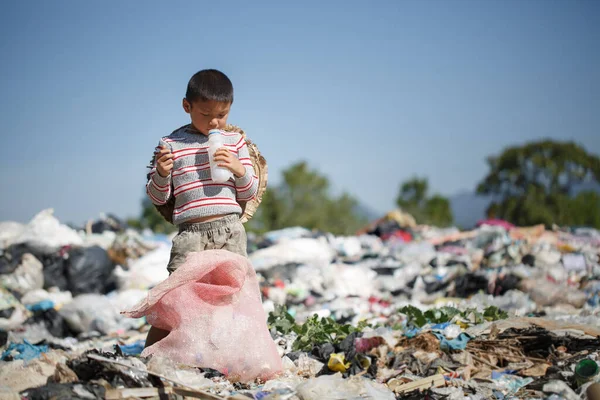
[248,161,367,235]
[396,177,454,226]
[397,178,428,210]
[477,140,600,227]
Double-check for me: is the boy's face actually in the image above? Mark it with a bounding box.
[182,99,231,135]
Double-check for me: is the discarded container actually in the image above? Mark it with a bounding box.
[575,359,599,386]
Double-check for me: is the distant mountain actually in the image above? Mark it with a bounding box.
[354,203,381,222]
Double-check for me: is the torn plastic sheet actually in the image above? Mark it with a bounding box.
[1,339,49,361]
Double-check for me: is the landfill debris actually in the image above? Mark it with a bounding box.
[387,373,445,394]
[8,209,83,251]
[1,210,599,398]
[575,359,599,386]
[0,254,44,295]
[1,339,48,361]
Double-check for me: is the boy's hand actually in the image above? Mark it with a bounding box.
[155,146,174,177]
[214,148,246,178]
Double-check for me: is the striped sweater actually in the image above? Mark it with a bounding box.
[146,125,259,225]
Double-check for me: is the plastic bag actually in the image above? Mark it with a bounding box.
[66,246,116,295]
[249,238,335,271]
[295,373,395,400]
[59,294,121,334]
[41,250,70,291]
[519,278,587,308]
[0,253,44,294]
[122,249,283,382]
[20,288,73,308]
[330,236,363,258]
[11,209,83,252]
[0,221,25,250]
[0,288,30,331]
[114,246,170,291]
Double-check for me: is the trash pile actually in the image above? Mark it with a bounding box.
[1,209,600,399]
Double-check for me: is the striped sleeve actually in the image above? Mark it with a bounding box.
[234,139,259,202]
[146,139,172,205]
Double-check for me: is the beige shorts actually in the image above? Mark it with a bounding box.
[167,214,248,274]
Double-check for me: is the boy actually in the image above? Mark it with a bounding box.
[145,69,259,347]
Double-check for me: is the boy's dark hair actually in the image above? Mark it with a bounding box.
[185,69,234,104]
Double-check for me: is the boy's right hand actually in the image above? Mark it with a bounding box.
[155,146,174,177]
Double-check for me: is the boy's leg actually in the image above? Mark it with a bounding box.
[223,218,248,257]
[145,326,170,348]
[144,227,209,349]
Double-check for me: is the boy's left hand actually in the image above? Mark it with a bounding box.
[213,148,246,178]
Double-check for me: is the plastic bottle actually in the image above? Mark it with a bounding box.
[575,359,599,386]
[207,129,233,183]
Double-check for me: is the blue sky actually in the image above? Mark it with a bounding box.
[1,0,598,225]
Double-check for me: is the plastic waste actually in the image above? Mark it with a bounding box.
[67,350,153,388]
[21,383,105,400]
[59,294,121,334]
[391,262,423,290]
[493,374,534,396]
[327,353,350,373]
[575,359,599,386]
[394,241,437,266]
[432,332,472,350]
[108,289,149,312]
[1,339,49,361]
[89,213,125,234]
[65,246,116,295]
[0,253,44,295]
[0,221,25,250]
[520,278,587,308]
[431,387,482,400]
[11,209,83,252]
[118,340,145,356]
[0,288,30,331]
[562,253,587,272]
[146,356,216,390]
[82,230,117,250]
[26,307,77,338]
[114,245,171,291]
[20,288,73,308]
[122,249,283,382]
[330,236,363,258]
[543,380,580,400]
[295,373,395,400]
[329,264,377,298]
[294,353,324,377]
[443,324,462,340]
[25,300,54,312]
[249,238,336,271]
[207,129,233,183]
[40,250,69,291]
[0,244,24,275]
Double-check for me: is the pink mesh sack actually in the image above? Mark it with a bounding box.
[121,249,282,382]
